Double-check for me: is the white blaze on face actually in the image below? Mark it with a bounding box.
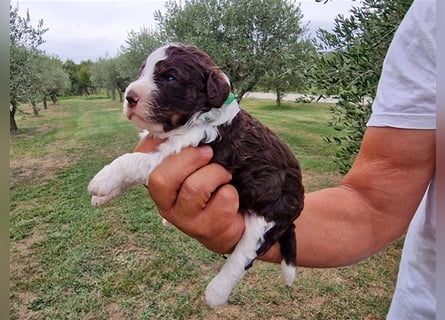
[138,45,169,80]
[122,46,169,132]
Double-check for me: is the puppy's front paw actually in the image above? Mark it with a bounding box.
[88,165,128,206]
[91,192,121,207]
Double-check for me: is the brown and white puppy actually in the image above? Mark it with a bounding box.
[88,43,304,308]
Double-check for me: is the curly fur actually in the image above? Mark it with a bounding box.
[88,43,304,308]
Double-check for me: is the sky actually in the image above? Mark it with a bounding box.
[13,0,358,63]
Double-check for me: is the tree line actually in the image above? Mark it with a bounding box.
[9,5,94,130]
[10,0,413,172]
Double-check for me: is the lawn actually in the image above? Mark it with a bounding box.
[10,97,402,319]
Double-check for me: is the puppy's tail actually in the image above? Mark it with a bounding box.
[278,224,297,285]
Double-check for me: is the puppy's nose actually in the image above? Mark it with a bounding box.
[125,90,139,108]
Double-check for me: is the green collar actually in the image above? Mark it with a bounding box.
[200,92,240,124]
[224,92,236,106]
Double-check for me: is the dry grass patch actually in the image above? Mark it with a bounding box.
[10,154,74,184]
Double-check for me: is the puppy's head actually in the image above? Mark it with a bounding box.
[123,44,231,134]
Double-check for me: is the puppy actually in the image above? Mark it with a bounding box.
[88,43,304,308]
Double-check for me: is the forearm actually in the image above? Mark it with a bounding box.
[299,187,392,267]
[259,128,435,267]
[259,186,403,267]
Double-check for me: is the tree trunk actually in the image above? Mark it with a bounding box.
[276,87,281,107]
[10,108,18,132]
[116,82,126,103]
[43,96,48,109]
[31,99,39,116]
[236,80,256,104]
[236,88,248,104]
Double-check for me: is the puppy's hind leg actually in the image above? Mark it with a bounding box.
[205,212,275,308]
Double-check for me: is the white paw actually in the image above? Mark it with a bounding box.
[205,276,233,308]
[91,192,121,207]
[88,165,127,206]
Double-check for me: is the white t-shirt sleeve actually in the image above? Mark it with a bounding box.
[367,0,436,129]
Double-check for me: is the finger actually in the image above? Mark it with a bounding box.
[174,163,233,219]
[197,184,244,254]
[148,146,214,211]
[133,134,166,153]
[205,184,241,234]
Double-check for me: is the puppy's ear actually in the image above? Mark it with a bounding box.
[207,72,231,108]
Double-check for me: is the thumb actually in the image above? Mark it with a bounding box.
[148,146,214,211]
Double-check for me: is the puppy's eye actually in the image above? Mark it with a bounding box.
[165,75,176,81]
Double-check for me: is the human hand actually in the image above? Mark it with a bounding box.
[134,135,245,254]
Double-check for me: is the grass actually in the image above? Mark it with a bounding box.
[10,97,402,319]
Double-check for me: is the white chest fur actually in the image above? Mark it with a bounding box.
[88,100,240,206]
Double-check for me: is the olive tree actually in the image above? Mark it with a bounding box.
[91,28,163,102]
[310,0,413,173]
[39,55,71,108]
[10,4,48,130]
[155,0,308,102]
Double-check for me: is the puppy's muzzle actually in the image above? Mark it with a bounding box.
[126,90,139,109]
